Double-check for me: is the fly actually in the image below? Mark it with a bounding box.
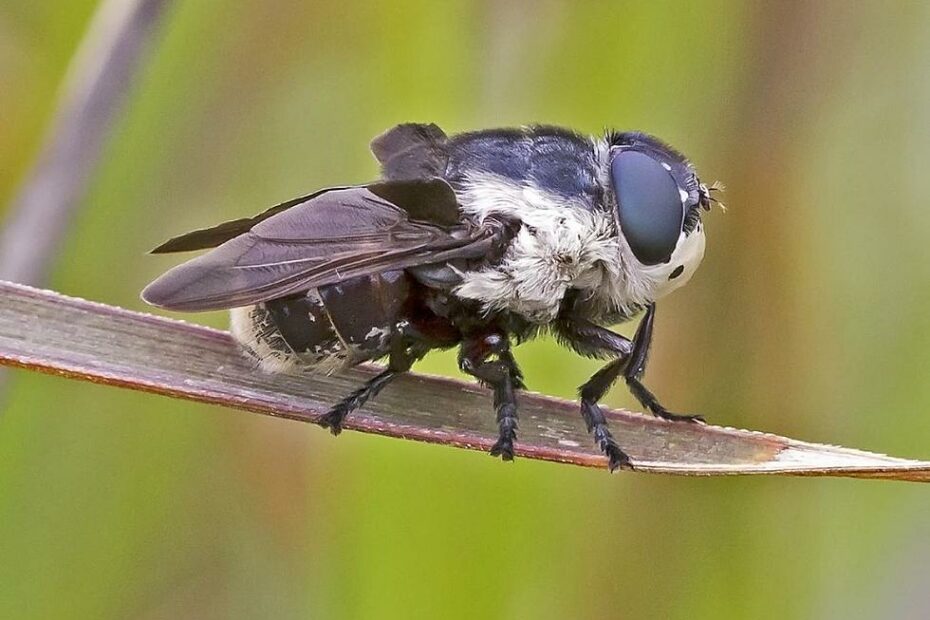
[142,123,720,471]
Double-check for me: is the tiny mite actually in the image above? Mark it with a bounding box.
[143,124,721,471]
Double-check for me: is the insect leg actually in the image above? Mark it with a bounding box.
[623,303,704,424]
[319,341,428,435]
[578,360,632,472]
[559,304,703,471]
[457,331,522,461]
[555,314,633,471]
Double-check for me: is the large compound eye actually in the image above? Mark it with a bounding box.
[611,150,685,265]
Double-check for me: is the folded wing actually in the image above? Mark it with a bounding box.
[142,179,496,311]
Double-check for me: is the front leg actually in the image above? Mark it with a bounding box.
[623,303,704,424]
[556,303,702,471]
[458,330,522,461]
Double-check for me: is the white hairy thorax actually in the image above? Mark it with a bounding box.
[453,173,706,323]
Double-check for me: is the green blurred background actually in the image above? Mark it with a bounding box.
[2,1,930,618]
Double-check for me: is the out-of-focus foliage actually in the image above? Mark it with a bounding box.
[1,1,929,618]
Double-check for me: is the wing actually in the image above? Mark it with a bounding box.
[142,179,499,312]
[370,123,450,181]
[149,187,346,254]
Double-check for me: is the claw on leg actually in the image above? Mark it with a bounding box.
[604,443,633,472]
[489,438,515,461]
[652,408,705,424]
[319,408,347,435]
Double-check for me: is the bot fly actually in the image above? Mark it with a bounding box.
[142,124,720,471]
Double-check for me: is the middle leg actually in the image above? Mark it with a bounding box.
[458,330,523,461]
[556,312,634,471]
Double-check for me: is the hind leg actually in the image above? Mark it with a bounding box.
[319,342,427,435]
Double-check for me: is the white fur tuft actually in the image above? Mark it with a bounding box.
[230,303,355,376]
[229,306,300,373]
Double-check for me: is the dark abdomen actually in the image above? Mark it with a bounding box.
[230,271,410,373]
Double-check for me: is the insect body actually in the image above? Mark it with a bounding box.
[142,123,719,471]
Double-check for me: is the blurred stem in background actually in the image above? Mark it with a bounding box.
[0,0,172,285]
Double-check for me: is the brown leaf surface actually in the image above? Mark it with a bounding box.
[1,280,927,481]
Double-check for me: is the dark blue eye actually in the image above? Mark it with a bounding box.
[611,150,684,265]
